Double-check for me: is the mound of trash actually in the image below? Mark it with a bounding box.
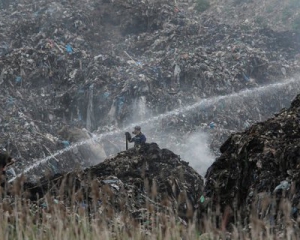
[205,0,300,32]
[1,0,300,180]
[24,143,204,222]
[204,93,300,219]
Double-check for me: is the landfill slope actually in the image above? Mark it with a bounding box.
[1,0,300,179]
[204,0,300,32]
[25,143,204,222]
[205,93,300,217]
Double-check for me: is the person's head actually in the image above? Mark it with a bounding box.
[132,126,141,135]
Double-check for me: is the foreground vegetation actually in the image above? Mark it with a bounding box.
[0,178,298,240]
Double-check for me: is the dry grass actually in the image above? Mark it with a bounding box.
[0,177,300,240]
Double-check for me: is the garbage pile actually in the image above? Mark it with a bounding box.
[204,93,300,222]
[0,0,300,179]
[204,0,300,32]
[164,78,300,153]
[24,143,204,223]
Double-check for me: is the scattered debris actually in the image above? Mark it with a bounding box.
[24,143,204,223]
[205,94,300,227]
[0,0,300,181]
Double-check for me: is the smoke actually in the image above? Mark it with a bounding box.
[180,130,215,176]
[123,95,216,177]
[149,127,215,177]
[143,124,216,177]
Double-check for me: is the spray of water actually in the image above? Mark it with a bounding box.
[9,77,300,182]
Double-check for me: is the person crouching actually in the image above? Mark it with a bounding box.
[125,126,146,148]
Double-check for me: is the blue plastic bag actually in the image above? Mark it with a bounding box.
[66,44,73,54]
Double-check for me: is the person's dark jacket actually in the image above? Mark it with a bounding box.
[126,132,146,147]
